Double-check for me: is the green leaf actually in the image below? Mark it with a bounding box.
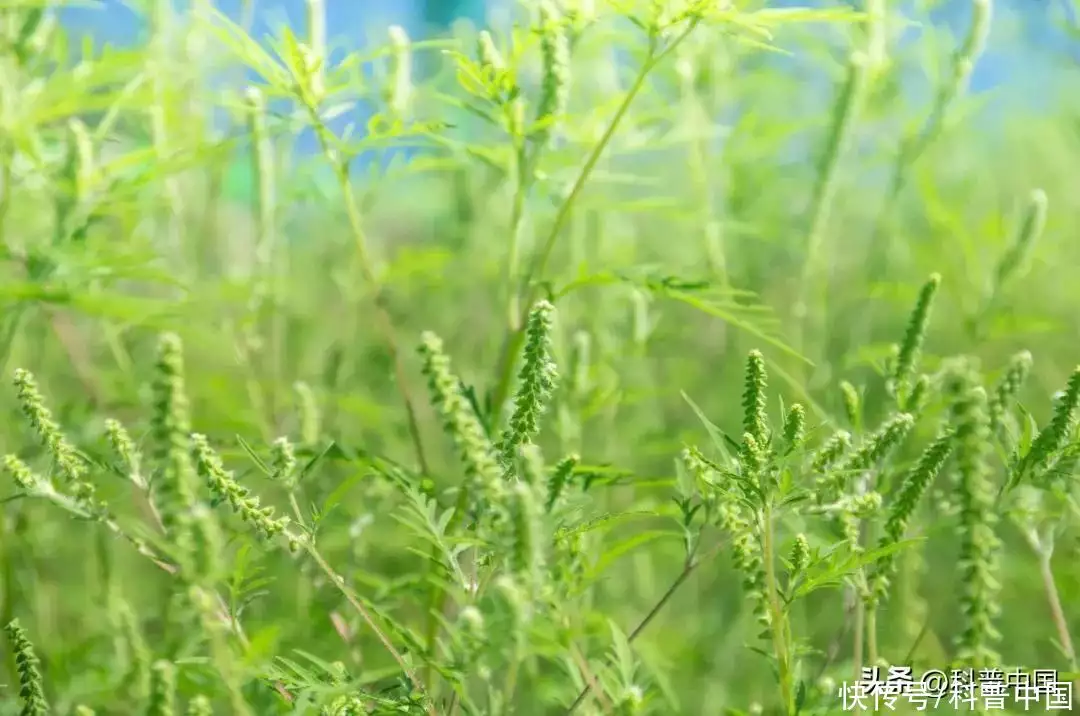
[794,538,923,599]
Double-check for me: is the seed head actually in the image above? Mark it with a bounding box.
[147,660,176,716]
[4,619,49,715]
[810,430,852,474]
[508,480,545,591]
[870,429,954,601]
[781,403,805,455]
[545,453,578,512]
[988,351,1032,434]
[150,334,198,535]
[789,533,809,575]
[477,30,505,73]
[994,190,1046,292]
[739,432,767,478]
[905,374,932,415]
[13,368,96,505]
[890,273,940,400]
[3,454,40,492]
[185,696,213,716]
[945,365,1001,669]
[569,330,592,398]
[1020,366,1080,480]
[66,118,94,200]
[418,331,502,496]
[718,491,769,629]
[839,381,860,429]
[534,1,570,144]
[293,380,321,447]
[113,598,151,700]
[191,434,290,541]
[270,436,298,491]
[837,491,884,559]
[741,350,770,449]
[105,418,144,488]
[839,412,915,475]
[500,300,557,468]
[495,576,531,655]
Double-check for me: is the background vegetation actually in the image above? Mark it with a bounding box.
[2,0,1080,713]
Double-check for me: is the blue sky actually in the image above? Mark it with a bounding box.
[60,0,1077,94]
[57,0,1077,200]
[60,0,489,45]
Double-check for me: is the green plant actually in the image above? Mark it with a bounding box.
[1,0,1079,714]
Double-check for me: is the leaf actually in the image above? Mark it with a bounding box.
[321,472,367,517]
[663,288,809,365]
[560,510,667,540]
[607,619,637,686]
[197,5,291,89]
[794,538,923,599]
[588,529,682,579]
[295,442,336,488]
[235,434,272,476]
[681,391,738,462]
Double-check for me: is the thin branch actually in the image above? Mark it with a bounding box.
[565,540,724,714]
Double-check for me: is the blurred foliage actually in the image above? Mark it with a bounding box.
[0,0,1079,713]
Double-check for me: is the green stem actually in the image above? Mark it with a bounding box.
[865,0,991,280]
[762,502,794,714]
[302,540,436,715]
[1040,553,1076,666]
[852,597,865,680]
[794,50,869,356]
[565,540,723,714]
[284,495,427,702]
[1027,531,1078,686]
[303,102,431,477]
[488,19,701,427]
[422,479,475,694]
[866,599,878,667]
[503,658,521,713]
[505,141,533,332]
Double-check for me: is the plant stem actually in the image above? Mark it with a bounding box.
[1038,550,1077,673]
[422,481,472,691]
[488,19,701,427]
[505,141,533,332]
[794,50,869,358]
[565,540,724,714]
[503,657,521,712]
[304,103,430,477]
[284,495,432,709]
[763,502,795,715]
[853,594,865,679]
[866,599,878,667]
[302,541,436,716]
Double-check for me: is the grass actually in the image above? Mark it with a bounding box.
[2,0,1080,714]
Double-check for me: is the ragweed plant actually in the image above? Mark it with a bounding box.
[2,0,1079,714]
